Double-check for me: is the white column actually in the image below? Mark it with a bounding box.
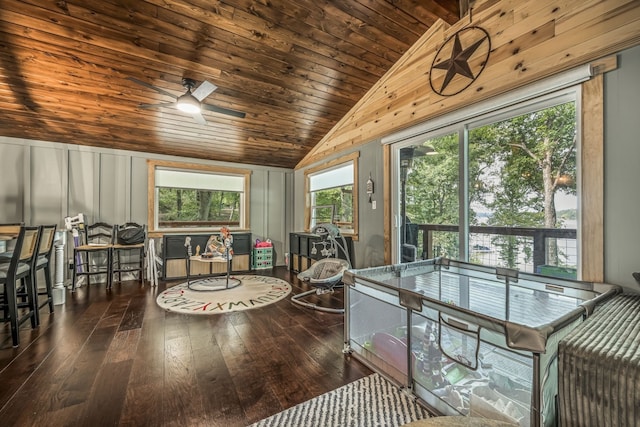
[53,231,66,305]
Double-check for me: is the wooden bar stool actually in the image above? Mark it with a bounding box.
[33,224,57,323]
[0,226,40,347]
[112,223,146,283]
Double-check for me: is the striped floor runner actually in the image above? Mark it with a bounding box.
[250,373,430,427]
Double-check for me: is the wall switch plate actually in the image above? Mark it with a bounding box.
[372,200,377,209]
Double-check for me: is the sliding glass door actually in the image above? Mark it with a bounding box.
[391,89,580,276]
[467,97,578,273]
[396,130,460,262]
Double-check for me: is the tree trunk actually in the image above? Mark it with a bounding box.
[198,191,213,221]
[541,146,558,264]
[228,198,237,221]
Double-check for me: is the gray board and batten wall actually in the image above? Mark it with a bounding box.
[0,140,292,281]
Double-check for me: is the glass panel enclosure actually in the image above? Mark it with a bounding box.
[410,310,533,423]
[347,285,408,385]
[344,258,620,427]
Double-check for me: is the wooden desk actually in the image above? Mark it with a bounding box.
[289,231,353,273]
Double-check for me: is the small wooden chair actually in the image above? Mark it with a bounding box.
[112,223,146,283]
[72,222,114,291]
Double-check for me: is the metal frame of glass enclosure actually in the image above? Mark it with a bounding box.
[343,258,620,427]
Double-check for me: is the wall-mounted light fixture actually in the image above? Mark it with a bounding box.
[366,173,374,203]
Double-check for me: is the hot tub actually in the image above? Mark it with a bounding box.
[342,258,620,427]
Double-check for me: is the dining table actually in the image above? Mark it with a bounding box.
[0,224,21,238]
[0,224,21,255]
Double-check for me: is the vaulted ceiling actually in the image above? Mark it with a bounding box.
[0,1,463,168]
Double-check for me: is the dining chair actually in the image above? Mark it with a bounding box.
[0,223,23,260]
[0,223,25,317]
[112,223,146,283]
[13,226,44,324]
[0,226,40,347]
[33,224,57,322]
[72,222,114,291]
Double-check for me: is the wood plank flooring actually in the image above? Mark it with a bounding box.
[0,267,372,426]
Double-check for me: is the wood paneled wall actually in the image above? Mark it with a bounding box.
[297,0,640,168]
[581,75,605,282]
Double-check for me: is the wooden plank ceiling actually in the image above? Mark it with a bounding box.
[0,0,462,168]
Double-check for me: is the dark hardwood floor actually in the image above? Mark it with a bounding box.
[0,267,372,426]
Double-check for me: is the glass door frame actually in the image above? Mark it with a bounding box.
[390,123,463,264]
[388,87,582,268]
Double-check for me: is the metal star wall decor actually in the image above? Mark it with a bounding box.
[429,26,491,96]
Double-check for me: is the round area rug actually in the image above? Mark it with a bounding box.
[157,275,292,315]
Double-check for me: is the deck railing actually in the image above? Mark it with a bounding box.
[407,223,577,275]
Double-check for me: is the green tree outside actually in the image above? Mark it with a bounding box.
[312,186,353,227]
[158,188,240,226]
[403,101,577,268]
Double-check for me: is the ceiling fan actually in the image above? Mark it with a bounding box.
[127,77,246,124]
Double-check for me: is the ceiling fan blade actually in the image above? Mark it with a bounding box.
[201,103,246,118]
[191,113,208,125]
[139,102,177,109]
[191,80,217,101]
[127,77,176,99]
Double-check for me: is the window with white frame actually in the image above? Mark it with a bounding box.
[305,152,359,236]
[148,160,250,232]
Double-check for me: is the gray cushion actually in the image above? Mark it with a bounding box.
[0,262,30,280]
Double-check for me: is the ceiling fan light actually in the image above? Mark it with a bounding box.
[176,93,201,114]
